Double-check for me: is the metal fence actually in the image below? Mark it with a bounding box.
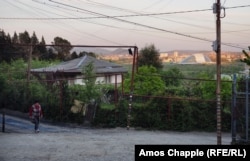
[231,74,250,144]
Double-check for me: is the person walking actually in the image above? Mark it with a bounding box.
[29,100,43,133]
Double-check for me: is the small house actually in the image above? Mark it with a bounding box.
[30,55,128,85]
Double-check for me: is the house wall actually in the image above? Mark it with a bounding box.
[110,74,122,84]
[69,74,123,85]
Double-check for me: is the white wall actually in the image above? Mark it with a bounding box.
[69,74,123,85]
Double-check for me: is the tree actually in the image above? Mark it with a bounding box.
[12,32,18,44]
[0,30,15,62]
[138,44,163,70]
[82,61,100,103]
[35,36,48,60]
[19,31,31,44]
[31,32,41,60]
[123,66,165,95]
[42,47,57,60]
[71,51,78,59]
[161,67,184,87]
[31,32,39,45]
[18,31,31,61]
[53,37,72,60]
[0,30,7,62]
[79,51,97,58]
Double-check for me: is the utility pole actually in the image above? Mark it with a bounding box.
[27,44,33,85]
[216,0,222,145]
[213,0,223,145]
[127,47,138,130]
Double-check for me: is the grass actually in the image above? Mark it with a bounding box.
[100,103,116,110]
[123,61,245,78]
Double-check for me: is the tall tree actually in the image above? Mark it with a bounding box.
[31,32,39,45]
[34,36,48,60]
[138,44,163,70]
[37,36,48,60]
[0,30,7,62]
[6,34,11,44]
[18,31,31,60]
[82,61,100,103]
[0,30,15,62]
[11,32,19,60]
[39,36,46,53]
[19,31,31,44]
[12,32,18,44]
[53,37,72,60]
[31,32,40,59]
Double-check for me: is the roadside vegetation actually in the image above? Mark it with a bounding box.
[0,30,248,132]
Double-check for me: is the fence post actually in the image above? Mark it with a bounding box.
[246,75,249,142]
[2,109,5,132]
[231,74,237,143]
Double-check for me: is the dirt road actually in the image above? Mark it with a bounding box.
[0,115,232,161]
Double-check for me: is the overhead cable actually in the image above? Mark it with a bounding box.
[1,4,249,20]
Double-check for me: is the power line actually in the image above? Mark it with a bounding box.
[2,1,247,50]
[0,10,211,20]
[1,5,249,20]
[0,9,214,20]
[47,0,248,50]
[43,1,213,43]
[1,1,248,50]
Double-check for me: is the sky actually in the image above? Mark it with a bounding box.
[0,0,250,52]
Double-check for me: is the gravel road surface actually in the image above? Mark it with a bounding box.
[0,114,232,161]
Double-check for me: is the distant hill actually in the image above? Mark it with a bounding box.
[110,48,130,55]
[165,50,211,54]
[71,47,242,56]
[71,47,112,55]
[164,50,242,55]
[71,47,131,55]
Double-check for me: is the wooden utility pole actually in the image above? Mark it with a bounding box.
[214,0,222,145]
[127,47,138,130]
[26,44,33,101]
[27,44,33,85]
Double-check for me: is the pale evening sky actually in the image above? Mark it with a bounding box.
[0,0,250,52]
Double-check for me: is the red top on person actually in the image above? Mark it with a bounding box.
[29,101,43,118]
